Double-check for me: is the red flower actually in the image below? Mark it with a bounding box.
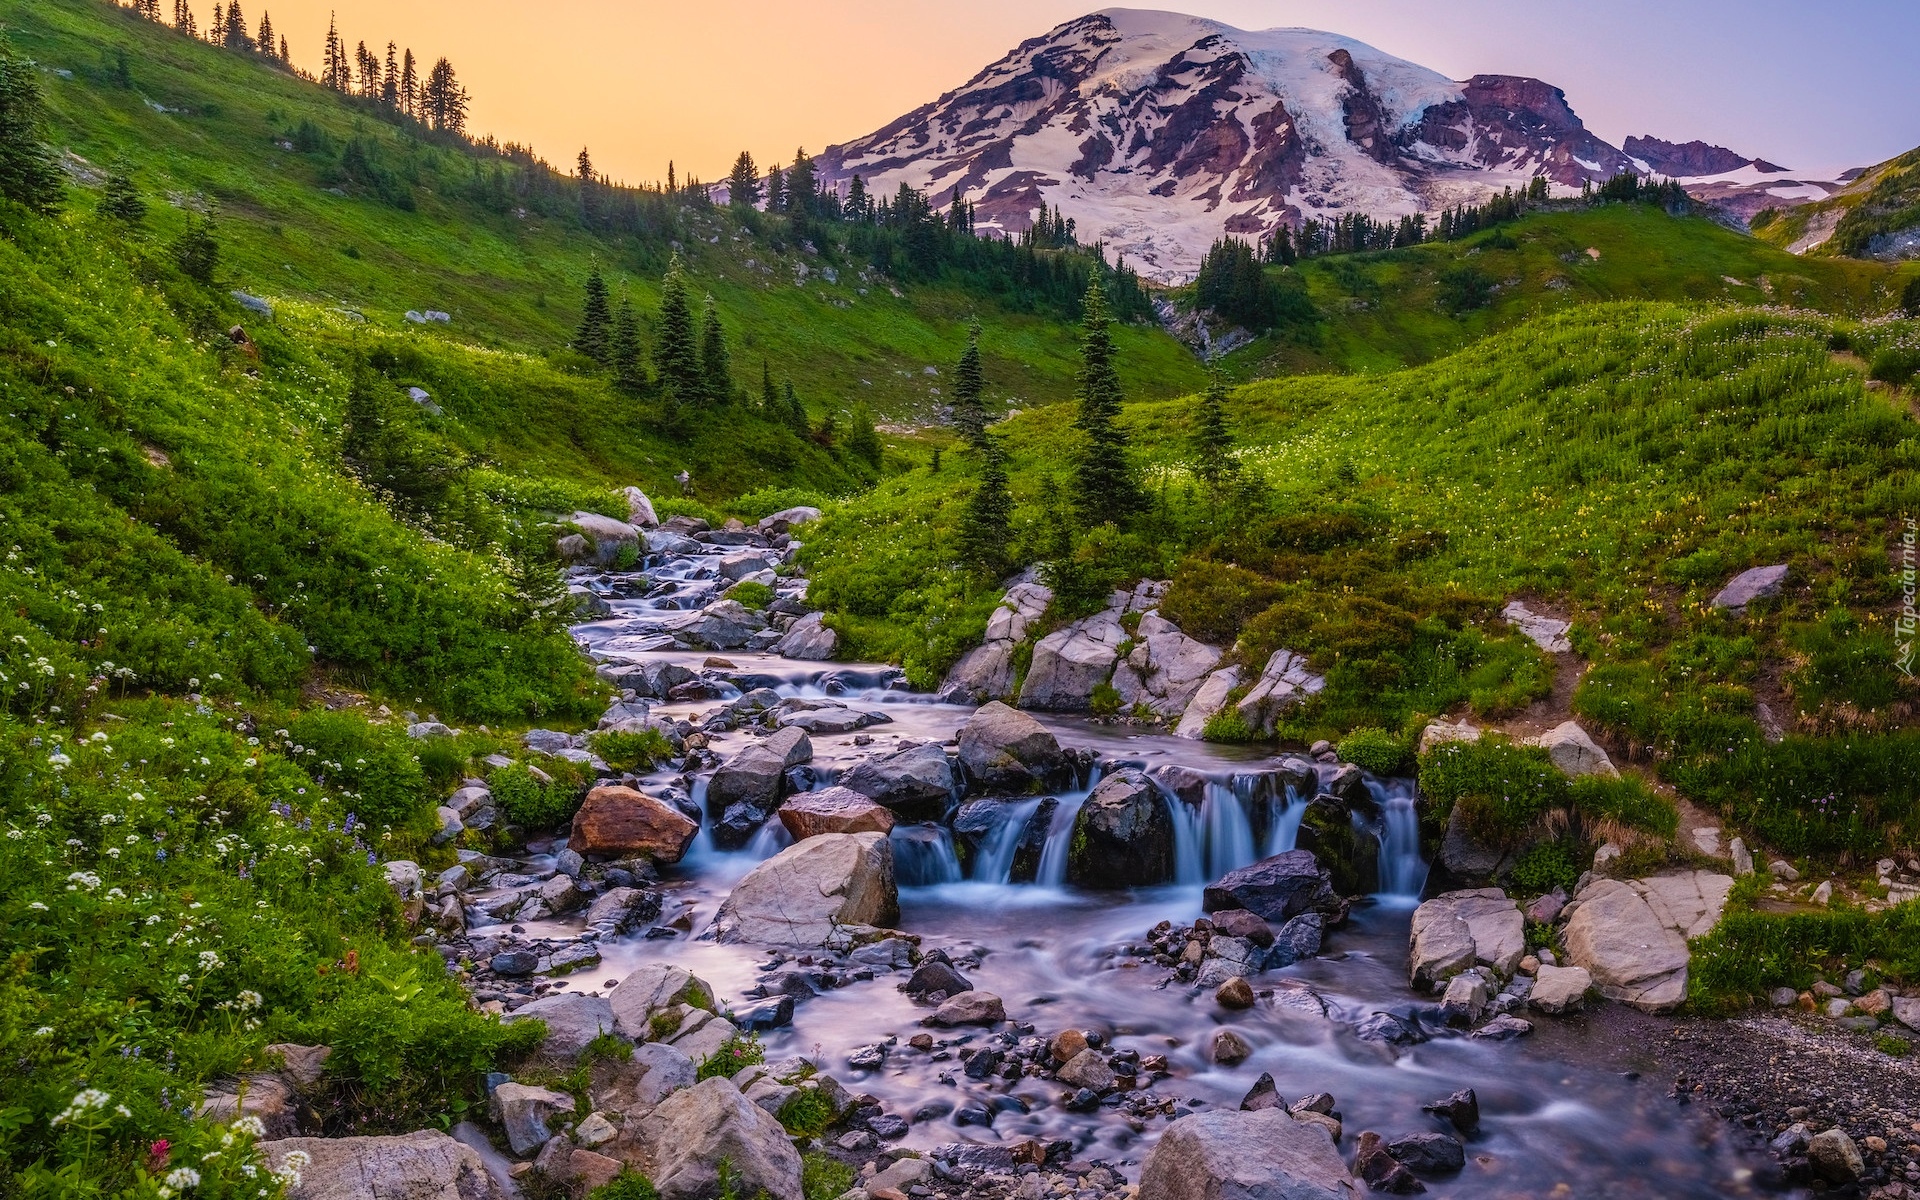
[147,1140,170,1170]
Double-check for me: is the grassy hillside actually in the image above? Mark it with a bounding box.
[1752,144,1920,260]
[2,0,1207,424]
[1214,205,1918,377]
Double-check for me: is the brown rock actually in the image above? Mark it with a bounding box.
[1209,1028,1252,1065]
[1215,977,1256,1009]
[570,786,699,861]
[777,787,896,840]
[1855,989,1892,1016]
[1050,1029,1089,1063]
[1210,909,1275,947]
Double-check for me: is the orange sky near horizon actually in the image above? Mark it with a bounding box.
[219,0,1920,186]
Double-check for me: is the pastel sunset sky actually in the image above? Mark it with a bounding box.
[230,0,1920,185]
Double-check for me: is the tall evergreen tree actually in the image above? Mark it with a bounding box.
[765,163,786,214]
[355,41,379,96]
[0,37,65,214]
[654,258,700,405]
[698,295,731,403]
[788,148,817,218]
[278,34,288,62]
[574,268,611,363]
[254,9,273,55]
[760,360,777,416]
[576,147,598,224]
[1068,283,1139,524]
[209,3,224,44]
[782,381,806,434]
[610,297,645,394]
[1190,370,1237,492]
[955,433,1013,577]
[171,215,219,284]
[422,58,467,134]
[380,42,399,106]
[846,174,867,221]
[321,16,349,91]
[950,318,988,449]
[726,151,760,209]
[173,0,198,37]
[399,48,418,115]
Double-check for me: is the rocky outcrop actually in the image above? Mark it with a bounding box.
[939,579,1052,704]
[621,486,659,528]
[1202,850,1337,922]
[1501,600,1571,653]
[776,787,895,839]
[1110,613,1223,719]
[1019,609,1127,711]
[261,1130,504,1200]
[637,1077,804,1200]
[956,702,1069,792]
[1561,872,1731,1011]
[570,786,698,861]
[712,832,898,946]
[1173,666,1241,739]
[561,512,642,567]
[1138,1108,1356,1200]
[1408,889,1525,988]
[1232,650,1326,736]
[839,742,955,820]
[1066,768,1174,887]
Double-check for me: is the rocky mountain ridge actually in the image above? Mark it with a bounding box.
[814,8,1793,280]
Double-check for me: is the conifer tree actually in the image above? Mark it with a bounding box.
[278,34,288,62]
[575,268,611,363]
[254,9,273,55]
[654,258,701,406]
[422,58,467,134]
[1068,282,1139,525]
[99,168,146,224]
[0,38,65,214]
[210,3,224,44]
[171,214,219,284]
[950,318,988,449]
[1191,370,1237,492]
[955,433,1013,577]
[173,0,197,37]
[322,16,349,91]
[699,295,731,403]
[761,360,777,415]
[380,42,399,106]
[503,518,570,634]
[727,151,760,209]
[782,381,807,434]
[355,41,379,96]
[765,164,785,214]
[611,298,645,393]
[788,149,817,218]
[845,403,881,466]
[399,48,418,115]
[576,147,598,224]
[846,174,867,221]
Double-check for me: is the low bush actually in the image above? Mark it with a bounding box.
[1688,904,1920,1012]
[1568,774,1679,838]
[1510,840,1584,897]
[1867,346,1920,387]
[1418,739,1568,844]
[587,729,674,773]
[1338,726,1414,776]
[695,1032,764,1082]
[489,762,586,832]
[776,1088,837,1138]
[802,1153,857,1200]
[1667,732,1920,862]
[724,581,776,610]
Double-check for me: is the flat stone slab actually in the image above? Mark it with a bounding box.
[1502,601,1572,653]
[1711,564,1788,610]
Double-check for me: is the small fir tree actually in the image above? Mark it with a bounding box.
[575,268,611,363]
[99,169,147,224]
[955,434,1013,577]
[0,37,65,214]
[171,214,219,283]
[1190,370,1237,492]
[950,318,988,449]
[1068,282,1140,525]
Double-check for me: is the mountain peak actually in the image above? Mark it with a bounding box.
[818,10,1743,280]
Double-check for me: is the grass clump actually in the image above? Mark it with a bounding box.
[489,762,587,832]
[1338,726,1415,777]
[1688,904,1920,1012]
[696,1032,764,1082]
[587,728,675,773]
[775,1087,838,1138]
[802,1153,857,1200]
[1418,740,1566,845]
[724,581,776,610]
[588,1170,661,1200]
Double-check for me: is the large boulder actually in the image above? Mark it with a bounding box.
[1295,796,1379,897]
[712,832,898,946]
[570,786,699,862]
[503,992,616,1059]
[1138,1108,1356,1200]
[839,742,955,820]
[956,702,1068,792]
[1202,850,1336,922]
[608,965,716,1042]
[707,744,790,849]
[756,506,821,535]
[1408,889,1525,988]
[621,486,659,528]
[939,642,1019,706]
[986,580,1053,643]
[637,1077,804,1200]
[772,612,837,661]
[261,1130,504,1200]
[1529,721,1618,779]
[777,787,895,840]
[1172,666,1241,740]
[679,600,767,651]
[1018,611,1126,711]
[564,512,642,567]
[1561,879,1690,1011]
[1110,613,1223,719]
[1066,768,1174,887]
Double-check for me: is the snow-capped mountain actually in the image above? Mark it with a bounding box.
[814,9,1781,280]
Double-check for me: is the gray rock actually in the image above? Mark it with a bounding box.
[502,992,615,1059]
[1110,613,1223,719]
[637,1077,803,1200]
[1067,768,1174,887]
[628,1042,698,1108]
[1202,850,1336,923]
[762,725,813,768]
[1387,1131,1465,1176]
[1231,649,1326,737]
[755,506,821,535]
[1711,564,1789,611]
[1138,1108,1354,1200]
[1527,721,1618,778]
[680,599,767,650]
[608,964,716,1042]
[260,1131,504,1200]
[840,742,955,820]
[1529,964,1592,1015]
[1265,912,1325,967]
[490,1081,574,1156]
[490,950,538,977]
[712,832,898,946]
[1440,973,1490,1025]
[1172,666,1243,739]
[1561,879,1690,1011]
[621,486,659,528]
[1807,1127,1864,1183]
[584,886,662,934]
[707,743,789,849]
[564,512,643,567]
[956,702,1068,792]
[1055,1049,1115,1092]
[1410,889,1525,982]
[1018,611,1126,711]
[772,612,837,661]
[1472,1013,1533,1040]
[928,991,1005,1027]
[1501,600,1572,653]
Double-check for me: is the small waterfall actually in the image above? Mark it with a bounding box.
[1169,791,1205,886]
[1034,769,1099,887]
[683,777,717,862]
[1170,782,1258,886]
[970,798,1046,884]
[893,824,964,886]
[1264,785,1308,857]
[1366,778,1428,898]
[745,818,791,860]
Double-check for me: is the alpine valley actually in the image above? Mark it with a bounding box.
[0,3,1917,1200]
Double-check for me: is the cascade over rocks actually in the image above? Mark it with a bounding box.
[706,743,790,849]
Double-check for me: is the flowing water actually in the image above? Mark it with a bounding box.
[518,554,1776,1195]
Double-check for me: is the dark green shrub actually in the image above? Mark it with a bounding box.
[1510,840,1583,897]
[490,762,584,831]
[1568,774,1678,838]
[1202,708,1257,743]
[1338,726,1413,776]
[724,580,775,609]
[1160,561,1281,646]
[1868,346,1920,387]
[588,1170,662,1200]
[775,1088,837,1137]
[587,728,674,772]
